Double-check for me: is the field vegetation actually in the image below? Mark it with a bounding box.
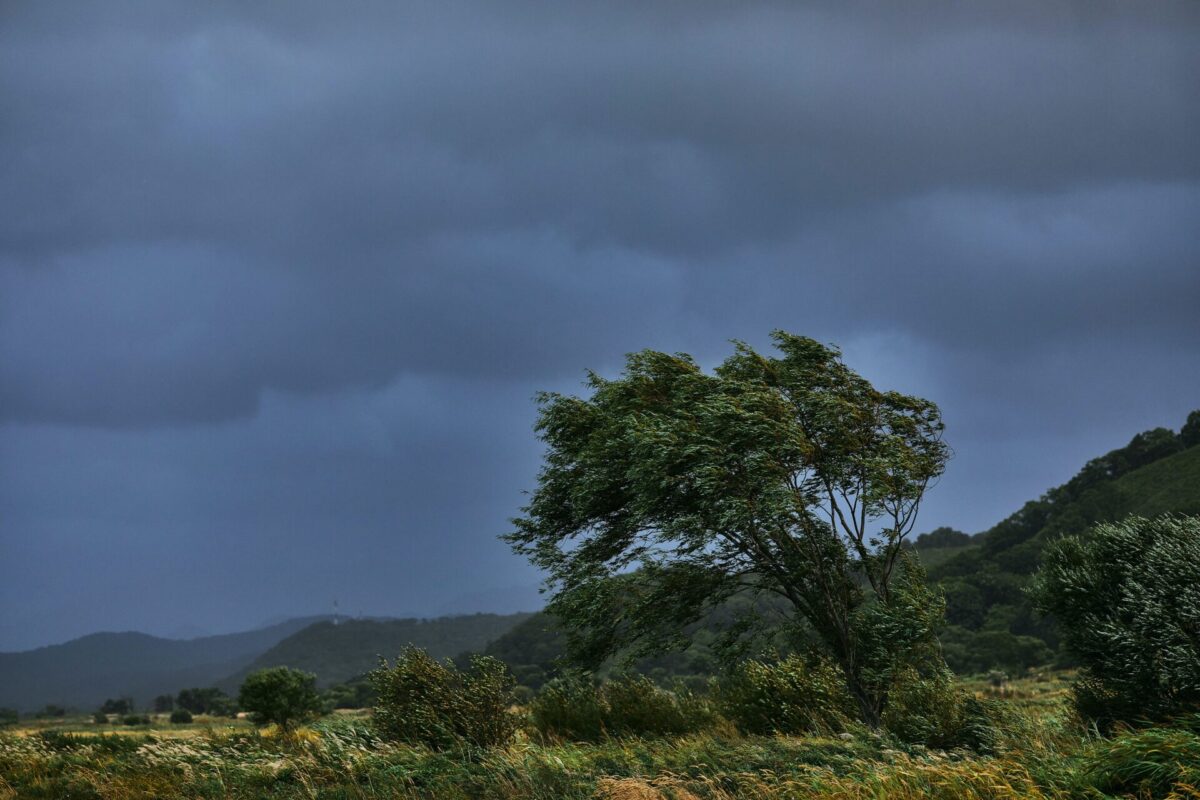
[3,672,1199,799]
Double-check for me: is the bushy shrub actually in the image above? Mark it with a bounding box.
[531,672,713,741]
[92,711,108,724]
[1031,515,1200,729]
[122,714,150,726]
[882,667,998,752]
[603,673,710,737]
[529,671,605,741]
[169,708,193,724]
[238,666,322,730]
[370,647,517,750]
[715,656,855,736]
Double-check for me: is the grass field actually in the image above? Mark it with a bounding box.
[2,675,1197,799]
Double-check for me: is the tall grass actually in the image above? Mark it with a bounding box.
[1,680,1194,799]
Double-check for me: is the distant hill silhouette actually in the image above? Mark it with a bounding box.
[0,617,327,712]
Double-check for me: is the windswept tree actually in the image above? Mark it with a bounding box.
[507,332,950,726]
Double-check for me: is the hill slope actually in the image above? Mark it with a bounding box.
[0,617,327,713]
[219,613,533,690]
[927,421,1200,673]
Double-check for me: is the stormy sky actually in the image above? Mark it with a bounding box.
[2,2,1198,651]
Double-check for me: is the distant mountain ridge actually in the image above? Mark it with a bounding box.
[0,612,536,713]
[0,616,328,712]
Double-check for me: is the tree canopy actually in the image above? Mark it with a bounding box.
[507,331,950,725]
[237,667,321,730]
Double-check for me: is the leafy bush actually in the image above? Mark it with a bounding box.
[531,672,713,741]
[1031,514,1200,729]
[238,666,322,730]
[122,714,150,725]
[882,667,998,752]
[370,647,517,749]
[715,656,855,736]
[92,711,108,724]
[169,708,193,724]
[530,672,605,741]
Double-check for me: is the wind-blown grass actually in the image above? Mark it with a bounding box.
[1,681,1195,799]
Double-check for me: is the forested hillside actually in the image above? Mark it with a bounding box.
[220,613,532,690]
[928,413,1200,673]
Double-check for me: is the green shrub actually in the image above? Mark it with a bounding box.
[530,672,714,742]
[715,656,855,736]
[92,711,108,725]
[370,647,518,750]
[169,708,193,724]
[882,666,998,752]
[238,666,322,730]
[122,714,150,726]
[529,671,605,741]
[1031,514,1200,729]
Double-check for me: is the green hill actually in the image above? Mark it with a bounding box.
[220,613,532,691]
[926,415,1200,674]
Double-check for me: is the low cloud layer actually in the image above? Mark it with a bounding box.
[2,1,1197,650]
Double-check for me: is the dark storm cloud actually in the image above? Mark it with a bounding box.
[1,1,1197,648]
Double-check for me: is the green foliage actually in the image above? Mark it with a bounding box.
[121,714,150,725]
[882,668,997,752]
[370,647,518,750]
[92,710,109,724]
[99,697,132,715]
[529,672,606,741]
[1031,514,1200,729]
[238,667,322,730]
[530,672,713,741]
[0,707,18,727]
[715,656,854,736]
[912,527,972,549]
[1073,721,1200,798]
[507,332,950,727]
[1182,409,1200,448]
[176,686,234,716]
[152,694,174,713]
[321,675,375,710]
[169,708,193,724]
[37,704,65,718]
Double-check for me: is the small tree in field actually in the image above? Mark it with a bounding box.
[238,667,321,730]
[507,332,950,727]
[1031,515,1200,729]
